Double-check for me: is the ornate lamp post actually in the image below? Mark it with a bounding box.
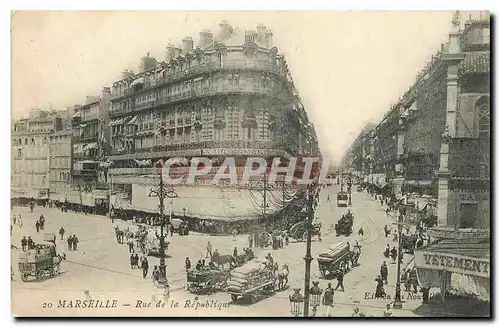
[289,288,305,317]
[302,183,316,317]
[393,213,404,309]
[148,161,178,289]
[309,281,323,316]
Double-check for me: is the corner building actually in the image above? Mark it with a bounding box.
[108,22,318,222]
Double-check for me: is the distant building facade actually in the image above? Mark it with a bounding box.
[11,109,63,200]
[49,129,72,201]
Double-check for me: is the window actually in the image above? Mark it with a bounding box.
[459,203,477,228]
[482,27,490,43]
[477,97,490,138]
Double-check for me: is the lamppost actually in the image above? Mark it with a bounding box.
[302,183,316,317]
[393,213,404,309]
[148,161,178,289]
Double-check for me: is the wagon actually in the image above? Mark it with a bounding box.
[317,241,352,278]
[337,191,349,207]
[187,269,229,294]
[228,278,277,304]
[288,221,321,242]
[335,214,353,236]
[18,245,61,282]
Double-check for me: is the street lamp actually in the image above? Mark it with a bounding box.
[289,288,305,317]
[393,214,404,309]
[302,183,316,317]
[182,207,187,218]
[148,161,178,290]
[309,281,323,316]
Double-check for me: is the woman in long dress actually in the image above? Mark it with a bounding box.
[375,275,385,298]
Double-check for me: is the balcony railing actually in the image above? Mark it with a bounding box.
[110,85,285,117]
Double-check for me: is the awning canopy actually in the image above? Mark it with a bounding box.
[127,116,138,125]
[83,142,98,151]
[109,118,125,126]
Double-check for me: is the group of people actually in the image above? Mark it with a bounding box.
[35,215,46,233]
[66,234,79,251]
[129,253,150,278]
[20,236,34,251]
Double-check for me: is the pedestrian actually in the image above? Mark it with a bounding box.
[248,234,253,248]
[380,261,388,284]
[206,241,212,258]
[27,236,34,250]
[384,244,390,258]
[141,257,149,278]
[233,247,238,258]
[382,304,393,317]
[67,236,73,251]
[133,254,139,269]
[327,195,331,202]
[232,228,238,241]
[322,283,334,317]
[170,226,174,237]
[422,287,430,304]
[185,257,191,270]
[384,225,390,238]
[334,269,345,292]
[130,253,135,269]
[59,227,65,240]
[390,247,398,264]
[13,215,16,226]
[21,236,27,251]
[35,221,40,233]
[72,235,79,251]
[18,215,23,227]
[127,239,134,253]
[152,266,159,284]
[374,275,385,298]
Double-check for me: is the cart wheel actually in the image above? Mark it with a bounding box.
[231,294,238,302]
[21,273,29,282]
[35,270,44,280]
[249,294,258,304]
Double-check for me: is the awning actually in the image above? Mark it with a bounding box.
[79,160,97,164]
[131,184,297,221]
[109,118,124,126]
[127,116,138,125]
[80,124,87,128]
[414,238,490,301]
[130,77,144,87]
[83,142,98,151]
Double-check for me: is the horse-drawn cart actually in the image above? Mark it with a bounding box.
[187,269,229,294]
[288,221,321,242]
[18,244,62,282]
[317,241,353,278]
[335,212,354,236]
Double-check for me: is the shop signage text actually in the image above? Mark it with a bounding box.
[415,251,490,279]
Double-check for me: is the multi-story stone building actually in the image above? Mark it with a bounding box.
[48,129,72,201]
[107,22,318,221]
[71,88,111,190]
[346,12,490,229]
[11,109,63,201]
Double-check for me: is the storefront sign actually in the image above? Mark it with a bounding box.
[427,228,490,240]
[414,250,490,279]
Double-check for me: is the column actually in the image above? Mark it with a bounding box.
[437,11,465,227]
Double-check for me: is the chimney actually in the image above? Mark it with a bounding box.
[173,47,182,58]
[256,24,266,43]
[265,30,273,48]
[166,43,175,61]
[245,30,257,44]
[121,69,134,79]
[181,37,194,54]
[199,30,214,48]
[218,20,232,41]
[140,53,157,72]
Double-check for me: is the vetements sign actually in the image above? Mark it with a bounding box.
[414,250,490,279]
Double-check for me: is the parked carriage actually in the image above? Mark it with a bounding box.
[317,241,356,278]
[170,218,189,236]
[401,234,418,254]
[18,243,62,282]
[187,268,230,294]
[288,221,321,242]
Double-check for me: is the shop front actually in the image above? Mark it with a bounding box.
[414,236,490,303]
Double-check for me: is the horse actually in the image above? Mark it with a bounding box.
[211,253,236,270]
[277,263,289,290]
[350,246,361,267]
[114,227,124,244]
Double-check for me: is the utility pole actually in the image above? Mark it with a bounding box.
[303,183,315,317]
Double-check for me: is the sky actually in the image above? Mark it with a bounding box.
[11,11,473,164]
